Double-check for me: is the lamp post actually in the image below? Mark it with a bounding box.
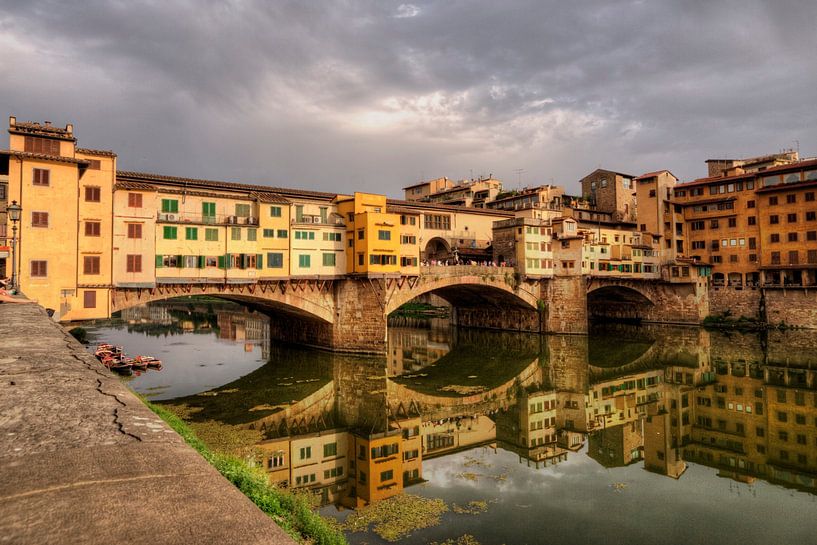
[6,200,21,292]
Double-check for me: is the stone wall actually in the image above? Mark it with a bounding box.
[764,288,817,329]
[544,276,588,334]
[708,285,762,320]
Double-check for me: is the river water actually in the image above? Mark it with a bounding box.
[84,298,817,545]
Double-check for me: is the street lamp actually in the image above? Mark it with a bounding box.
[6,200,21,292]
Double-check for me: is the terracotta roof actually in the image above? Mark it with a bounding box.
[0,149,89,165]
[77,148,117,157]
[114,181,156,191]
[385,198,513,217]
[580,168,636,181]
[635,170,677,181]
[116,170,337,201]
[8,121,76,141]
[676,158,817,188]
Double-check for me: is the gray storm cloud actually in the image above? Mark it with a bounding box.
[0,0,814,195]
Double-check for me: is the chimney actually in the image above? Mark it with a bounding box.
[44,121,52,127]
[8,116,16,127]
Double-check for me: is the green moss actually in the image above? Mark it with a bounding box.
[144,399,347,545]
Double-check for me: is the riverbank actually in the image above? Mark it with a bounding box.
[0,303,296,545]
[145,400,346,545]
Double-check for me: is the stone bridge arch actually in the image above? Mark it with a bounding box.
[384,269,541,317]
[111,281,336,324]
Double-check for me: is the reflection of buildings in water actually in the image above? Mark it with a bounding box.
[253,327,817,510]
[120,304,172,325]
[386,326,452,377]
[216,310,271,359]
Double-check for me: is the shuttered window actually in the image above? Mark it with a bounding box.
[84,186,101,202]
[128,193,142,207]
[83,290,96,309]
[127,223,142,239]
[32,211,49,227]
[30,260,48,277]
[85,221,101,237]
[24,136,60,155]
[126,255,142,273]
[83,256,101,275]
[32,168,50,186]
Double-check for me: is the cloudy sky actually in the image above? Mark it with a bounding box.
[1,1,815,196]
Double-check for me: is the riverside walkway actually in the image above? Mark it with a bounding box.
[0,303,294,545]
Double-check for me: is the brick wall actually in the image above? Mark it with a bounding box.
[708,286,762,320]
[765,288,817,328]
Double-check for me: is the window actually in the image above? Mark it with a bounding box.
[205,228,219,241]
[185,227,198,240]
[83,290,96,309]
[424,214,451,230]
[692,241,706,250]
[710,219,719,229]
[24,136,60,155]
[277,229,288,238]
[267,253,283,268]
[788,232,798,242]
[323,232,342,242]
[748,237,756,249]
[789,250,799,264]
[231,227,241,241]
[771,251,780,264]
[163,226,177,240]
[270,206,282,217]
[322,253,336,267]
[770,234,780,243]
[32,211,49,227]
[809,211,817,221]
[358,230,364,240]
[85,221,101,237]
[691,221,705,231]
[299,446,312,460]
[247,228,257,241]
[127,223,142,239]
[378,230,391,240]
[126,254,142,273]
[380,470,394,482]
[371,443,399,459]
[748,216,756,226]
[786,194,796,203]
[202,202,216,219]
[32,168,50,186]
[235,203,251,217]
[747,200,755,208]
[770,215,779,224]
[788,213,797,223]
[298,254,311,268]
[728,218,737,227]
[161,199,178,213]
[30,260,47,277]
[323,443,337,457]
[128,193,143,208]
[83,256,100,275]
[769,196,778,205]
[84,186,101,202]
[807,192,815,202]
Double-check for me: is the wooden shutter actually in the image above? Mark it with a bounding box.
[256,254,263,269]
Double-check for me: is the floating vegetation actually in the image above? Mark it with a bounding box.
[463,457,491,469]
[439,385,486,395]
[452,500,489,515]
[430,535,482,545]
[455,472,481,482]
[611,482,628,492]
[342,493,449,542]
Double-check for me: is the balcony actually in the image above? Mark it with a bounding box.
[156,212,259,226]
[291,215,345,227]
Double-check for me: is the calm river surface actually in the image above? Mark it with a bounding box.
[84,298,817,545]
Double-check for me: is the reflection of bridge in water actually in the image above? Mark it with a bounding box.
[157,321,817,506]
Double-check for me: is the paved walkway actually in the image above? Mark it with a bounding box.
[0,303,295,545]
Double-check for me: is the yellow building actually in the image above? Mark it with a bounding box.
[347,430,403,507]
[337,192,408,276]
[491,217,554,276]
[2,117,115,320]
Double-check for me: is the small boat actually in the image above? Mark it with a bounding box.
[131,358,148,371]
[137,356,163,368]
[109,361,132,375]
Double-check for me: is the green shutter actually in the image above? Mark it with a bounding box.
[156,255,163,268]
[218,255,226,269]
[256,254,263,269]
[197,255,205,268]
[176,255,183,268]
